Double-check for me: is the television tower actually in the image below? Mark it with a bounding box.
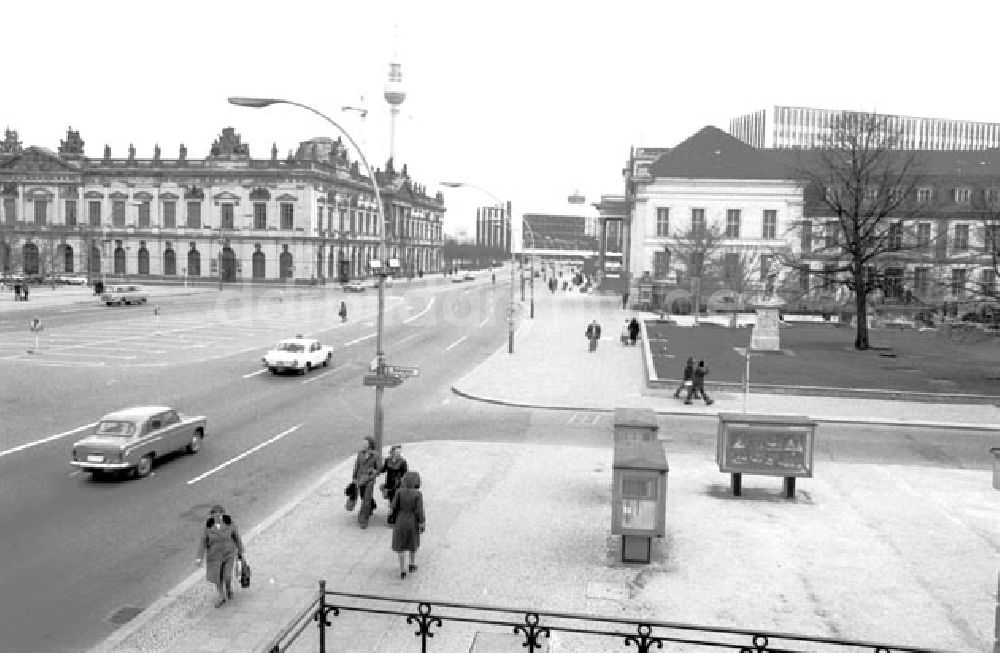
[383,30,406,164]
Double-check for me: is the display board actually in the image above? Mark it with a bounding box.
[716,416,816,478]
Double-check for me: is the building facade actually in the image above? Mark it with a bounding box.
[623,125,1000,309]
[730,106,1000,151]
[0,127,445,284]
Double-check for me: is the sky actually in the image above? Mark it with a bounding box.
[5,0,1000,238]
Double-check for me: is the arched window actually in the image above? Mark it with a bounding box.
[164,248,176,276]
[114,246,126,275]
[279,250,293,278]
[62,245,74,273]
[221,247,236,282]
[188,249,201,277]
[138,247,149,275]
[252,250,265,279]
[316,249,324,279]
[90,246,101,276]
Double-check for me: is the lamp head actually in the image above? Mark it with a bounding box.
[228,97,282,109]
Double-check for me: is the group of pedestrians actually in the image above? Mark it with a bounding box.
[673,357,714,405]
[347,437,426,579]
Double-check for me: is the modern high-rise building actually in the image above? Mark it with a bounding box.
[730,106,1000,150]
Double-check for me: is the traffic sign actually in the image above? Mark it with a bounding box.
[387,365,419,378]
[363,373,403,388]
[29,317,43,332]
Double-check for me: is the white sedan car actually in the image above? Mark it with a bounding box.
[262,336,333,375]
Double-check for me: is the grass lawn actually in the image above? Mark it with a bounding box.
[645,321,1000,396]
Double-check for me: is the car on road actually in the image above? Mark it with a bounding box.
[450,275,466,283]
[56,274,89,285]
[342,280,366,292]
[262,335,333,375]
[463,272,476,281]
[71,406,207,479]
[101,284,148,306]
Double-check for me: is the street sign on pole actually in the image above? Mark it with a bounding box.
[386,365,419,378]
[28,317,43,353]
[362,373,403,388]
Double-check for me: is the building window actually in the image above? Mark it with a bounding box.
[317,206,323,232]
[953,187,971,204]
[655,208,669,237]
[759,254,773,281]
[825,222,840,249]
[691,208,705,235]
[221,203,234,230]
[762,210,777,239]
[917,188,933,203]
[280,203,293,230]
[164,247,176,275]
[253,203,267,230]
[724,253,739,283]
[887,222,902,250]
[138,202,150,228]
[953,224,969,251]
[3,197,15,224]
[982,269,996,296]
[800,220,812,252]
[65,200,77,227]
[799,264,810,292]
[887,186,903,203]
[916,222,931,247]
[653,250,670,278]
[987,225,1000,253]
[952,268,967,297]
[113,200,126,227]
[88,200,101,226]
[914,267,930,295]
[186,201,201,229]
[163,201,176,229]
[987,189,1000,206]
[34,200,47,225]
[725,209,741,238]
[864,186,879,203]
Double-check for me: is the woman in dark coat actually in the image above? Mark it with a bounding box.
[628,318,640,345]
[390,470,425,579]
[380,444,408,508]
[195,504,244,607]
[353,436,382,529]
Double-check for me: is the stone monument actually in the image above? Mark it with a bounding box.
[750,296,785,351]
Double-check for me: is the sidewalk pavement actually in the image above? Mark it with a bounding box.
[0,283,221,312]
[91,287,998,652]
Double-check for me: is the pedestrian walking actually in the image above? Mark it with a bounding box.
[622,291,629,310]
[685,360,714,405]
[673,357,695,398]
[339,301,348,322]
[628,317,640,346]
[380,444,408,509]
[21,284,28,301]
[585,319,602,352]
[389,470,425,579]
[195,504,245,608]
[352,436,383,528]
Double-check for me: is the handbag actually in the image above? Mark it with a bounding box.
[238,556,252,589]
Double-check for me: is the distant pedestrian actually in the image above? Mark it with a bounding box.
[685,360,714,405]
[389,470,425,579]
[339,301,348,322]
[13,282,21,301]
[628,317,640,345]
[585,319,602,352]
[673,357,695,399]
[380,444,408,508]
[21,284,28,302]
[352,436,383,528]
[622,291,629,310]
[195,504,245,608]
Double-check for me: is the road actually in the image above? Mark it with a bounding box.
[0,281,993,652]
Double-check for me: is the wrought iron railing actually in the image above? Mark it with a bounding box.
[264,581,946,653]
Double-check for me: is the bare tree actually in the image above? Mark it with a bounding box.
[960,199,1000,304]
[781,111,935,350]
[665,223,727,317]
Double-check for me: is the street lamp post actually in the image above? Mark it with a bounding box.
[229,96,391,450]
[441,182,517,352]
[522,219,538,319]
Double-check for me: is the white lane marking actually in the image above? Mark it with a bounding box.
[0,422,98,459]
[477,316,490,328]
[445,335,467,351]
[243,369,267,379]
[186,423,303,485]
[344,333,376,346]
[391,333,420,348]
[302,365,344,384]
[403,296,435,324]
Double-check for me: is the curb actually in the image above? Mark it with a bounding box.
[90,458,354,653]
[448,385,1000,432]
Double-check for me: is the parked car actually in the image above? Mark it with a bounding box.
[56,274,89,285]
[342,280,366,292]
[71,406,207,478]
[101,284,148,306]
[450,275,466,283]
[262,335,333,375]
[463,272,476,281]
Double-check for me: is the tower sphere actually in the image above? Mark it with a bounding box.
[384,62,406,106]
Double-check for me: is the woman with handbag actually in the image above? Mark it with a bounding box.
[195,504,245,608]
[380,444,408,509]
[388,471,425,579]
[352,436,383,529]
[673,357,695,399]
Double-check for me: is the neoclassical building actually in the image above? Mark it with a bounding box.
[0,127,445,283]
